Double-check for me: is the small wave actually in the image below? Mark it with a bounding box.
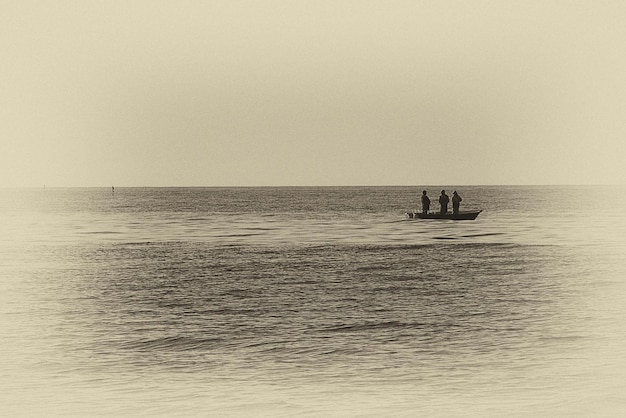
[121,335,224,351]
[242,339,297,350]
[323,320,409,333]
[461,232,505,238]
[332,242,522,253]
[214,233,261,238]
[124,241,156,246]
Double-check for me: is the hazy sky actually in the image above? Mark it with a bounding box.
[2,1,625,187]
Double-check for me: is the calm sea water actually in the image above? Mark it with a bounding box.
[1,186,625,417]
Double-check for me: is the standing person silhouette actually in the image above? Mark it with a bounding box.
[438,190,449,214]
[452,191,462,214]
[421,190,431,214]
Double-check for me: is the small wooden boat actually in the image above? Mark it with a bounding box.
[406,210,482,220]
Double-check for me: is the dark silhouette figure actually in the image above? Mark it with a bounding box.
[439,190,449,214]
[421,190,431,214]
[452,191,462,214]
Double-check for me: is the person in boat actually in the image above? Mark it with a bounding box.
[421,190,431,214]
[452,190,462,214]
[438,190,449,214]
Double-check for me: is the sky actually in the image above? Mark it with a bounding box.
[1,0,625,187]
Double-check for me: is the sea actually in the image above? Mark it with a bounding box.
[1,186,625,417]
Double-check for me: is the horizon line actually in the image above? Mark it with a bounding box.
[2,183,624,189]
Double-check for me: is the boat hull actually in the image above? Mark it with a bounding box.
[406,210,482,220]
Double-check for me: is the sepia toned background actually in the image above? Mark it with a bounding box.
[2,0,625,187]
[2,2,626,416]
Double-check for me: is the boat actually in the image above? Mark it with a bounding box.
[406,210,482,220]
